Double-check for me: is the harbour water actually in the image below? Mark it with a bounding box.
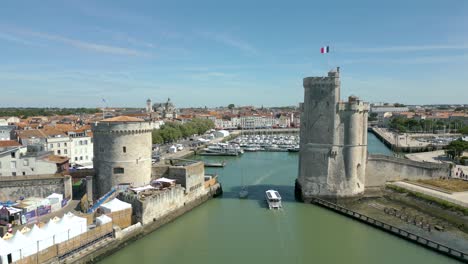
[99,133,456,264]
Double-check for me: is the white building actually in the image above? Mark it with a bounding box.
[240,115,275,129]
[46,134,71,157]
[68,131,93,166]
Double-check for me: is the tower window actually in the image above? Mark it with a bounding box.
[123,146,127,153]
[114,167,124,174]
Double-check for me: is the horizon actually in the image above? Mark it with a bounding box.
[1,0,467,107]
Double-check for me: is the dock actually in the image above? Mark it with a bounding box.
[168,158,226,168]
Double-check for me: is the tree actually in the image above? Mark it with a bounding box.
[228,104,235,110]
[459,126,468,135]
[152,130,164,144]
[445,139,468,159]
[368,112,378,121]
[394,103,406,107]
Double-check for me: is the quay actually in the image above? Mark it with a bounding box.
[311,197,468,263]
[238,128,299,135]
[369,127,457,153]
[168,158,226,168]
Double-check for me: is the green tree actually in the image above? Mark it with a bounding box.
[459,126,468,135]
[368,112,378,121]
[445,139,468,159]
[152,130,164,144]
[228,104,235,110]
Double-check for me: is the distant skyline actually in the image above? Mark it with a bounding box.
[1,0,467,107]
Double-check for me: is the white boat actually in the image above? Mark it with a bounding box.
[265,190,282,209]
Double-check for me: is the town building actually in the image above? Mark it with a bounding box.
[0,126,16,141]
[0,141,69,177]
[68,130,93,167]
[153,98,178,119]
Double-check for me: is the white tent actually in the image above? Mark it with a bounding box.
[43,219,66,244]
[96,215,112,226]
[70,214,87,237]
[168,145,177,153]
[8,230,35,260]
[0,238,12,264]
[153,177,176,184]
[59,213,86,239]
[26,224,53,251]
[100,198,132,214]
[130,185,156,193]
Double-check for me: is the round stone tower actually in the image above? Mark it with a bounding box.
[92,116,153,198]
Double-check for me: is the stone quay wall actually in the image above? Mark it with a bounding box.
[0,174,72,201]
[365,154,451,188]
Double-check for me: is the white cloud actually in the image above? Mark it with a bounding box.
[342,44,468,53]
[1,27,149,57]
[199,31,257,54]
[339,54,468,65]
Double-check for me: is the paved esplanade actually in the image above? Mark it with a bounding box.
[297,68,369,199]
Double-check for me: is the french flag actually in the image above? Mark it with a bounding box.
[320,46,330,54]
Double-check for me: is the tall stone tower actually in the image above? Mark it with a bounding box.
[146,98,153,113]
[296,68,369,201]
[92,116,153,198]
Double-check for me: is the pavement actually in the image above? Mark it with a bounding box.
[405,150,468,177]
[390,181,468,208]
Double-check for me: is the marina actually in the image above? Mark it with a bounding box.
[198,134,301,156]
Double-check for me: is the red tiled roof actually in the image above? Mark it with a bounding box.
[101,116,145,122]
[43,155,69,164]
[0,140,21,147]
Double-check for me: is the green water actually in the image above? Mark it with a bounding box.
[99,133,456,264]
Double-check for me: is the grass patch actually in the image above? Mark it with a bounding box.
[386,184,468,216]
[416,179,468,192]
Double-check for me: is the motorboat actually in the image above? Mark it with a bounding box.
[265,190,282,209]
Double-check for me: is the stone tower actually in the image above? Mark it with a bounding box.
[92,116,153,198]
[296,68,369,201]
[146,98,153,113]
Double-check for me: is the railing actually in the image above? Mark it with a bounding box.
[87,188,116,213]
[311,197,468,262]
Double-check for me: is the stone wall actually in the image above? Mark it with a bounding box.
[151,162,205,195]
[118,185,186,225]
[365,154,451,188]
[0,175,72,201]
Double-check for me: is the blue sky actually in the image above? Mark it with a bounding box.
[0,0,467,108]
